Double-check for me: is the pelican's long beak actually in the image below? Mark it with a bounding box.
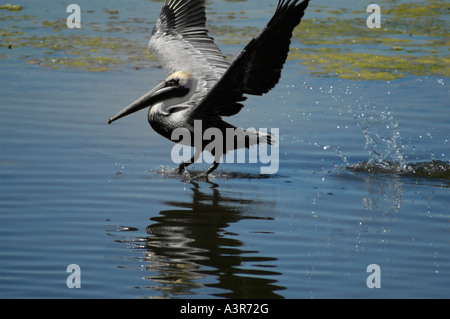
[107,81,170,125]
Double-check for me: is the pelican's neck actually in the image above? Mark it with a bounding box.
[149,102,169,117]
[149,77,199,117]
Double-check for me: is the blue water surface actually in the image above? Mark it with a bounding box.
[0,0,449,299]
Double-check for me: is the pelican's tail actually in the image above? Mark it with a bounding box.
[234,128,275,149]
[221,121,276,151]
[257,130,275,146]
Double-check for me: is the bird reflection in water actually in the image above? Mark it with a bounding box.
[110,181,285,299]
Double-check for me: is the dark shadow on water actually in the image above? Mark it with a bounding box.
[109,181,285,299]
[154,166,286,182]
[347,160,450,187]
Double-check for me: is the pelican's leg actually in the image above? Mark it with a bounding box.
[196,152,222,178]
[191,162,220,180]
[177,159,192,174]
[203,162,220,176]
[176,150,201,174]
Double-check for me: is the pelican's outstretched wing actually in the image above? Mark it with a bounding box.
[192,0,309,118]
[149,0,229,87]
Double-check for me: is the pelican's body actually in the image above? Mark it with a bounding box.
[108,0,310,176]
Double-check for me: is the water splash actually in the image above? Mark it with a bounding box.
[316,84,408,171]
[354,107,406,172]
[313,83,450,180]
[348,103,450,180]
[296,138,350,167]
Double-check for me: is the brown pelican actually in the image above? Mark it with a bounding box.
[108,0,309,177]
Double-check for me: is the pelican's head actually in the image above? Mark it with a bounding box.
[107,71,197,124]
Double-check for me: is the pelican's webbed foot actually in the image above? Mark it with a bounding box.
[176,163,188,174]
[193,162,220,180]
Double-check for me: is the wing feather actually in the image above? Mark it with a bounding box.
[192,0,309,118]
[149,0,229,85]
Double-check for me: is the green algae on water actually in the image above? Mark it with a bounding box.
[1,0,448,79]
[294,50,449,81]
[290,0,449,80]
[0,4,23,12]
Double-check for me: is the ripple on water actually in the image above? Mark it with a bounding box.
[348,160,450,181]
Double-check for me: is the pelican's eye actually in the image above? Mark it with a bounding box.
[166,78,180,87]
